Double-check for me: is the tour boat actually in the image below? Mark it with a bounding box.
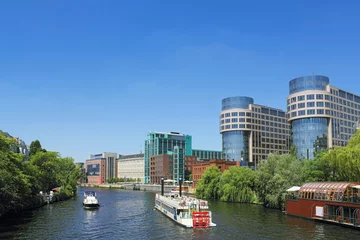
[154,193,216,228]
[285,182,360,229]
[83,191,100,209]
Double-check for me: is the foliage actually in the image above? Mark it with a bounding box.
[195,166,222,199]
[255,154,303,209]
[0,135,80,215]
[219,166,255,203]
[107,177,138,183]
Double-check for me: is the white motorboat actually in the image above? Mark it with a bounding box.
[154,193,216,228]
[83,191,99,209]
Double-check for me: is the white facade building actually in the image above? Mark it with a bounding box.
[117,154,144,183]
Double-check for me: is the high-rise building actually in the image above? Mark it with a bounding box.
[287,75,360,159]
[220,96,290,167]
[144,131,192,183]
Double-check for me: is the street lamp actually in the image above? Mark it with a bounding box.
[161,176,164,196]
[179,176,183,197]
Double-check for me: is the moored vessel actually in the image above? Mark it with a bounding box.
[285,182,360,229]
[83,191,100,209]
[154,193,216,228]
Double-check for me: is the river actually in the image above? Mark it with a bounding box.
[1,188,360,240]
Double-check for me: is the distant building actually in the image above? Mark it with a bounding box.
[150,154,173,184]
[0,130,29,160]
[144,131,192,183]
[192,159,238,188]
[220,96,290,168]
[117,153,144,183]
[192,149,222,161]
[86,152,117,184]
[287,75,360,159]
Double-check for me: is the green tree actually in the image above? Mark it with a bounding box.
[256,153,302,209]
[219,166,256,203]
[289,144,298,158]
[29,140,42,156]
[196,166,222,199]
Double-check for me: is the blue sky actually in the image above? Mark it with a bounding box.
[1,0,360,162]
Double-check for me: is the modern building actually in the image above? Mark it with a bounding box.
[86,152,117,184]
[287,75,360,159]
[117,154,144,183]
[220,96,290,168]
[192,149,222,161]
[144,131,192,183]
[192,159,238,188]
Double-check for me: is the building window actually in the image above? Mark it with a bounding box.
[317,109,324,115]
[239,112,245,116]
[307,109,315,115]
[297,95,305,101]
[232,124,238,129]
[291,104,297,110]
[298,103,305,108]
[316,102,324,107]
[232,118,238,122]
[225,125,230,129]
[291,97,296,103]
[232,112,238,117]
[221,114,224,118]
[307,102,315,107]
[225,113,230,117]
[307,94,315,100]
[239,124,245,128]
[298,110,306,116]
[316,94,324,100]
[225,119,230,123]
[239,118,245,122]
[291,112,297,117]
[221,120,224,124]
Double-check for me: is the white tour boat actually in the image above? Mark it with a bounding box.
[83,191,100,209]
[154,193,216,228]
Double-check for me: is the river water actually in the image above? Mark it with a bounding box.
[1,188,360,240]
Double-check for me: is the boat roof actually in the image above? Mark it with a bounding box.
[299,182,360,194]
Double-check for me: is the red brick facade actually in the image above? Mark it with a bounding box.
[150,155,173,184]
[192,159,238,188]
[86,159,106,184]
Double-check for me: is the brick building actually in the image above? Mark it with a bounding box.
[192,159,238,188]
[85,159,106,184]
[150,154,173,184]
[184,156,197,180]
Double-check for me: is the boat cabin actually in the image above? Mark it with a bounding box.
[286,182,360,227]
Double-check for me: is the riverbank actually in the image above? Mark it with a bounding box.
[0,192,74,220]
[79,183,195,193]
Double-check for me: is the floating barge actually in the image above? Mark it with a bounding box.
[285,182,360,229]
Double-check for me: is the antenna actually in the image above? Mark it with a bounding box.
[140,145,142,154]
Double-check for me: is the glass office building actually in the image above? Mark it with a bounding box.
[220,96,290,168]
[144,131,192,183]
[287,75,360,159]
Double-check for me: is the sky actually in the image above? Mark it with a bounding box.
[1,0,360,162]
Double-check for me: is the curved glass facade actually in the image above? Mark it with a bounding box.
[222,131,249,165]
[289,75,329,95]
[292,118,328,159]
[222,96,254,110]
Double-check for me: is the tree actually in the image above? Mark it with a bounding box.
[256,153,302,209]
[218,166,256,203]
[29,140,42,156]
[196,166,222,199]
[289,144,298,158]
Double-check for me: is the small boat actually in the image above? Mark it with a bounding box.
[83,191,100,209]
[154,193,216,228]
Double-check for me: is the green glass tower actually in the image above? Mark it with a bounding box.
[144,131,192,183]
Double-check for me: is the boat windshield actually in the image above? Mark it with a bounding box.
[84,191,96,196]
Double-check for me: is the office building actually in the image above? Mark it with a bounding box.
[287,75,360,159]
[144,131,192,183]
[86,152,117,184]
[220,96,290,167]
[150,154,173,184]
[117,154,144,183]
